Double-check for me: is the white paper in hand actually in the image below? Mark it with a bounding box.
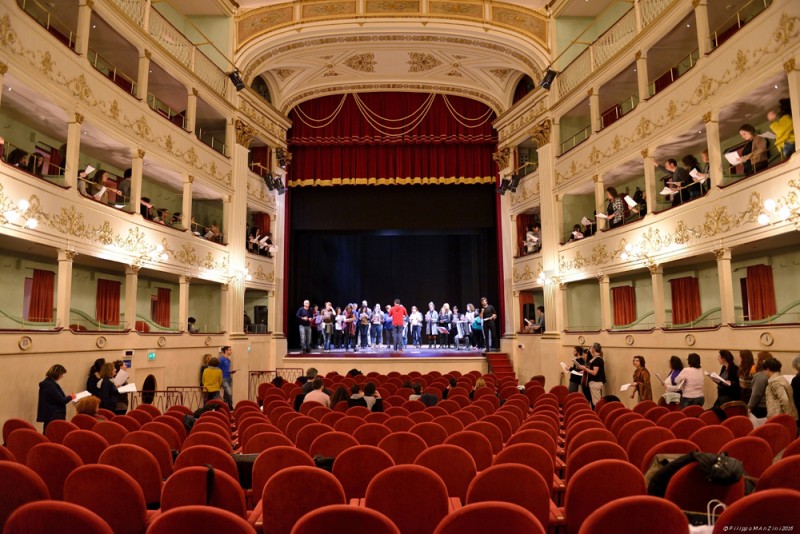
[623,195,637,208]
[84,165,95,175]
[595,213,608,219]
[689,169,700,179]
[581,216,592,227]
[73,391,91,402]
[619,383,632,392]
[659,187,674,195]
[759,131,776,140]
[724,152,742,165]
[117,383,137,394]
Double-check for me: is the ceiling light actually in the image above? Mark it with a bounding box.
[775,85,779,89]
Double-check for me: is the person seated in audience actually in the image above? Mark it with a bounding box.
[303,377,331,408]
[767,108,795,160]
[202,357,222,402]
[791,355,800,428]
[763,358,798,419]
[469,377,487,400]
[75,395,102,419]
[738,124,768,176]
[7,148,29,167]
[654,159,689,207]
[26,153,44,177]
[88,170,117,203]
[349,383,364,404]
[117,169,131,203]
[525,224,541,254]
[569,224,584,241]
[748,351,772,419]
[153,208,170,224]
[205,223,221,242]
[329,386,348,408]
[300,368,319,394]
[442,377,457,399]
[171,212,182,227]
[606,187,625,227]
[187,316,198,335]
[349,382,383,411]
[408,382,422,401]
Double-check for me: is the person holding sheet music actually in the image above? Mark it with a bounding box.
[738,124,769,176]
[630,356,653,402]
[606,187,625,228]
[568,347,586,393]
[37,364,76,432]
[98,362,121,413]
[577,342,606,407]
[665,353,705,408]
[712,349,741,408]
[681,154,706,200]
[525,224,541,254]
[654,159,689,208]
[425,302,439,348]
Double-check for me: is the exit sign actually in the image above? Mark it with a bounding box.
[147,351,156,361]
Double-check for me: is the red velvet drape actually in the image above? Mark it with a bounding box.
[669,277,701,325]
[29,269,55,322]
[253,213,271,237]
[288,93,497,186]
[48,147,63,175]
[612,286,636,326]
[96,279,121,325]
[250,146,271,177]
[746,264,776,320]
[519,291,535,332]
[155,287,171,328]
[516,213,536,257]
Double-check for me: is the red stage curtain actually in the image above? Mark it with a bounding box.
[669,277,701,325]
[612,286,636,326]
[519,291,535,332]
[155,287,171,328]
[96,279,121,326]
[253,212,270,237]
[288,93,497,186]
[516,213,536,257]
[746,264,776,320]
[29,269,55,322]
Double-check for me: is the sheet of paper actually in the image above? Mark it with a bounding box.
[619,383,632,392]
[595,213,608,219]
[117,383,137,394]
[571,370,583,377]
[73,391,91,402]
[659,187,674,195]
[759,131,776,140]
[623,195,637,208]
[581,216,592,227]
[559,362,570,373]
[84,165,95,175]
[705,372,730,386]
[572,231,583,239]
[724,152,742,165]
[689,169,700,179]
[113,369,129,387]
[692,174,707,183]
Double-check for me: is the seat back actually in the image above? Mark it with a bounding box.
[0,462,50,529]
[309,431,359,458]
[64,464,148,534]
[63,429,109,464]
[291,504,400,534]
[98,444,162,507]
[444,430,494,470]
[750,423,792,457]
[721,436,773,478]
[4,500,113,534]
[410,422,449,447]
[638,439,698,473]
[122,430,174,477]
[755,455,800,492]
[91,421,129,445]
[768,414,798,439]
[415,444,477,501]
[161,466,247,517]
[152,415,189,444]
[714,489,800,533]
[262,466,346,534]
[365,464,449,534]
[183,430,233,453]
[140,421,181,450]
[665,463,744,513]
[353,423,392,446]
[331,445,394,500]
[243,432,293,454]
[565,441,628,481]
[466,464,550,529]
[626,427,674,469]
[494,443,555,485]
[720,416,753,438]
[689,425,735,453]
[44,420,79,443]
[433,501,545,534]
[26,442,83,500]
[2,419,36,445]
[566,428,617,457]
[294,423,333,452]
[579,495,687,534]
[378,432,428,465]
[617,420,656,450]
[6,428,49,464]
[669,417,706,440]
[174,444,240,480]
[464,422,503,454]
[251,446,315,500]
[146,506,255,534]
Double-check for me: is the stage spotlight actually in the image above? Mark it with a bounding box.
[540,69,558,91]
[509,173,521,193]
[276,148,286,169]
[228,71,246,91]
[497,178,511,195]
[274,177,286,195]
[263,172,275,191]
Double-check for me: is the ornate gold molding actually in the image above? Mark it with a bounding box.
[344,52,377,72]
[493,147,510,170]
[703,111,713,123]
[0,62,7,75]
[235,119,257,146]
[785,58,798,72]
[144,49,152,60]
[136,149,145,159]
[713,248,729,261]
[61,250,78,261]
[528,119,551,147]
[73,113,84,124]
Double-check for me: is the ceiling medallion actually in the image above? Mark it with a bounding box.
[344,52,377,73]
[407,52,442,72]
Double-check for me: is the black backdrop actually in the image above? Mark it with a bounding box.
[286,184,498,349]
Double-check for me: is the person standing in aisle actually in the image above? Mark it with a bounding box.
[480,297,498,351]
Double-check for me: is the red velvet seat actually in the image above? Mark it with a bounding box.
[251,446,315,502]
[768,414,798,439]
[309,431,359,458]
[464,422,503,454]
[364,412,391,424]
[615,420,657,452]
[161,467,247,518]
[681,405,704,417]
[638,439,698,473]
[565,441,628,482]
[353,423,392,446]
[112,415,143,432]
[714,489,800,534]
[384,416,415,432]
[334,415,366,434]
[183,431,233,453]
[149,506,254,534]
[64,464,157,534]
[332,445,395,500]
[665,463,744,513]
[44,419,79,443]
[6,428,49,464]
[566,428,617,458]
[689,425,735,453]
[92,421,129,445]
[192,420,231,439]
[63,429,109,464]
[294,423,333,452]
[0,462,50,529]
[292,504,399,534]
[444,430,494,471]
[4,500,113,534]
[631,400,657,415]
[410,422,449,447]
[755,456,800,492]
[720,415,753,438]
[669,417,706,440]
[415,444,477,501]
[240,423,281,448]
[71,413,101,430]
[434,501,545,534]
[243,432,294,454]
[26,442,83,500]
[579,495,687,534]
[467,463,551,529]
[608,412,642,437]
[378,432,428,465]
[140,421,181,450]
[655,411,686,429]
[98,444,163,508]
[153,415,189,445]
[721,436,773,478]
[174,444,240,480]
[122,430,174,477]
[134,404,162,418]
[365,464,449,534]
[625,427,674,470]
[750,423,793,457]
[2,419,36,445]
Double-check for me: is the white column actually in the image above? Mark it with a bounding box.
[543,283,558,335]
[704,110,724,188]
[633,0,643,32]
[56,250,76,329]
[786,57,800,126]
[598,275,611,330]
[512,290,521,335]
[75,0,93,56]
[694,0,711,57]
[650,265,666,328]
[643,150,657,215]
[65,114,84,189]
[636,51,649,101]
[715,248,735,325]
[182,176,193,230]
[533,119,559,340]
[499,193,515,339]
[589,88,601,133]
[179,275,190,333]
[130,149,144,215]
[594,175,607,230]
[272,193,287,338]
[186,88,197,134]
[124,266,139,331]
[136,50,150,101]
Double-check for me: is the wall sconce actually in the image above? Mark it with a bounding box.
[3,199,38,229]
[758,197,793,226]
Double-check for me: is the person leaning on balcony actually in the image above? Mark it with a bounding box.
[738,124,769,176]
[605,187,625,228]
[654,159,689,207]
[767,109,795,161]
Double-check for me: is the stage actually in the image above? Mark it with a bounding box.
[284,346,487,359]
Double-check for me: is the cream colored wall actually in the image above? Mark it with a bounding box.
[566,280,601,329]
[192,199,224,231]
[188,284,222,332]
[136,277,179,328]
[562,193,595,240]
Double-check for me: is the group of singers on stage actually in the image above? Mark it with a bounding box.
[296,298,499,353]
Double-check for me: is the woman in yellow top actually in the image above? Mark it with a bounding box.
[631,355,653,402]
[768,109,795,160]
[202,356,223,402]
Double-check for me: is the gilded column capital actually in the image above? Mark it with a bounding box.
[73,113,85,124]
[0,62,7,75]
[713,248,730,261]
[59,250,78,262]
[648,264,663,275]
[136,149,146,159]
[179,275,192,284]
[144,49,152,60]
[186,175,194,184]
[492,147,511,170]
[191,87,199,97]
[703,111,713,123]
[640,148,649,158]
[235,119,256,147]
[126,265,141,275]
[82,0,95,8]
[635,50,642,61]
[587,88,594,97]
[596,274,609,284]
[785,58,798,72]
[512,290,520,298]
[692,0,702,8]
[592,174,601,183]
[528,119,552,147]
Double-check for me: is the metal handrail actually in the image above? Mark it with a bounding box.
[196,128,228,157]
[560,125,591,155]
[600,93,639,129]
[88,48,138,97]
[146,93,187,129]
[16,0,77,50]
[648,50,699,97]
[710,0,772,50]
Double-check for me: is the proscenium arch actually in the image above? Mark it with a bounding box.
[235,20,549,114]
